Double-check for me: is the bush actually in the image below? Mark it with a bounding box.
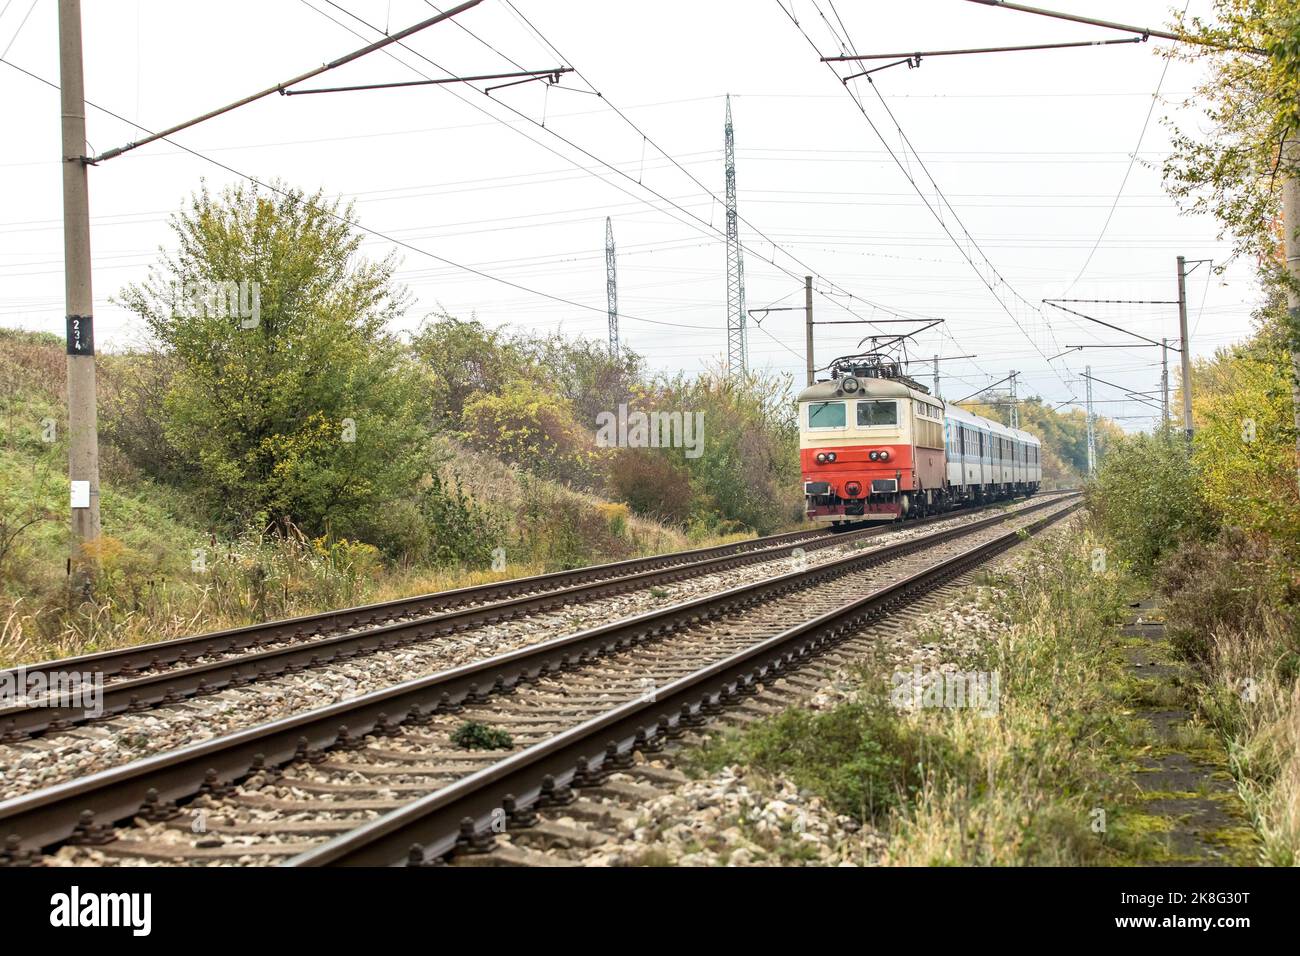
[118,181,432,542]
[1189,320,1300,552]
[460,381,605,489]
[1086,431,1216,571]
[607,447,692,524]
[1156,527,1299,667]
[635,368,802,535]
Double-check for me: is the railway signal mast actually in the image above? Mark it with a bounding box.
[724,95,748,376]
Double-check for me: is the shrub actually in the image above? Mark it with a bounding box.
[638,368,802,535]
[1189,322,1300,553]
[1156,527,1298,667]
[460,381,604,489]
[1086,431,1216,571]
[118,181,432,541]
[607,447,692,524]
[595,501,630,538]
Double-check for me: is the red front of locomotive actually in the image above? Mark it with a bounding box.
[797,374,934,523]
[801,441,915,521]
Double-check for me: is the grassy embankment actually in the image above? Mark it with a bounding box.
[0,329,748,668]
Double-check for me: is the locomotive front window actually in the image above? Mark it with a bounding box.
[856,400,898,426]
[807,401,846,428]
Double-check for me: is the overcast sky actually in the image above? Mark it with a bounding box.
[0,0,1256,430]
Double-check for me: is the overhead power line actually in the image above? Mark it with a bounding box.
[0,56,716,334]
[777,0,1072,394]
[822,36,1146,63]
[489,0,936,335]
[86,0,485,164]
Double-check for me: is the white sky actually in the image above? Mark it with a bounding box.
[0,0,1258,431]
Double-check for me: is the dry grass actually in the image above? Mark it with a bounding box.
[1195,616,1300,865]
[880,530,1132,865]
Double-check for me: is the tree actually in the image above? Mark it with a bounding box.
[1190,309,1300,548]
[460,380,604,488]
[1087,432,1217,571]
[519,332,644,425]
[1160,0,1300,489]
[1162,1,1300,271]
[410,315,530,427]
[119,182,431,540]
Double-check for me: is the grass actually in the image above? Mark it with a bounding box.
[450,720,513,751]
[681,522,1195,866]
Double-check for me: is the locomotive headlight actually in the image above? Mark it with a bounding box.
[827,452,837,462]
[869,450,879,461]
[879,449,890,461]
[816,453,827,464]
[841,376,860,394]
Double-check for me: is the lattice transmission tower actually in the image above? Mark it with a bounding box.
[724,95,747,375]
[605,216,618,354]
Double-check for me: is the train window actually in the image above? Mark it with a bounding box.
[806,401,846,428]
[856,400,898,426]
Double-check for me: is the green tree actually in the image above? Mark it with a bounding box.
[1162,0,1300,272]
[410,315,531,426]
[1190,308,1300,548]
[119,182,431,541]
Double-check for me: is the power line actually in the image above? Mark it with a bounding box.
[1061,0,1190,294]
[493,0,936,334]
[779,0,1072,394]
[300,0,952,374]
[0,0,37,59]
[0,56,717,334]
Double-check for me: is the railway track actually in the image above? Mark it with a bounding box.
[456,553,1029,867]
[0,493,1076,866]
[0,492,1071,742]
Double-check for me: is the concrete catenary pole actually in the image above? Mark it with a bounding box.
[1085,365,1097,477]
[1161,337,1170,429]
[1176,255,1194,442]
[804,275,814,386]
[59,0,101,594]
[1282,136,1300,491]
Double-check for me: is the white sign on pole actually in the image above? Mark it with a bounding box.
[70,480,91,509]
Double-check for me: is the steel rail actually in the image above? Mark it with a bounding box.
[294,502,1079,865]
[0,494,1073,858]
[1,521,876,687]
[0,494,1068,740]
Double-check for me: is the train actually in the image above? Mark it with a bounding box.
[799,356,1041,525]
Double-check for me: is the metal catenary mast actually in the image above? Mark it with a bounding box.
[724,95,747,374]
[605,216,618,354]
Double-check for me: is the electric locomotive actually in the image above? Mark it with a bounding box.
[799,355,1041,525]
